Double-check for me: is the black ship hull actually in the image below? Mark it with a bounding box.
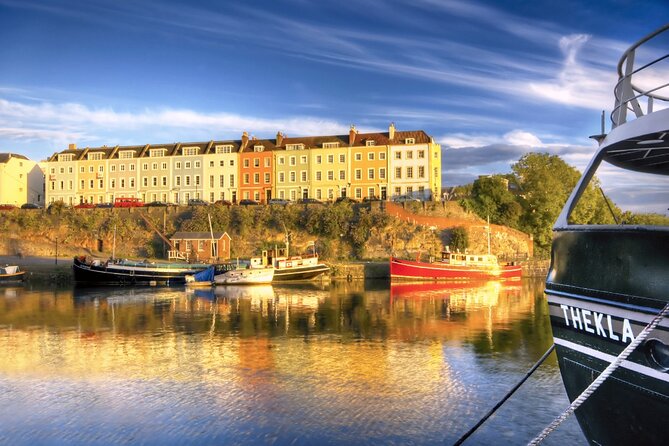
[546,230,669,445]
[273,263,330,282]
[73,257,206,286]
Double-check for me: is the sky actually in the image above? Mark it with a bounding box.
[1,0,668,211]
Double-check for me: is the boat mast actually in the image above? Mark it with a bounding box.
[487,216,491,255]
[112,224,116,260]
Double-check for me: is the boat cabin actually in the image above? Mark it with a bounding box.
[440,251,499,267]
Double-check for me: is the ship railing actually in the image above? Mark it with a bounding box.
[611,24,669,128]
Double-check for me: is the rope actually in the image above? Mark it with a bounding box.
[452,344,556,446]
[528,300,669,445]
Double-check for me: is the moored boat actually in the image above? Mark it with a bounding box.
[544,25,669,445]
[267,241,329,281]
[0,265,26,283]
[73,255,209,285]
[390,250,521,281]
[213,257,274,285]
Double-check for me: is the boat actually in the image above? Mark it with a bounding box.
[72,255,209,285]
[266,241,330,281]
[185,266,215,287]
[544,25,669,445]
[390,250,522,281]
[0,265,26,283]
[213,257,274,285]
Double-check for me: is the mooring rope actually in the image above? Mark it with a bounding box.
[527,300,669,445]
[452,344,556,446]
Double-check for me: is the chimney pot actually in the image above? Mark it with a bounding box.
[349,125,357,146]
[389,122,395,140]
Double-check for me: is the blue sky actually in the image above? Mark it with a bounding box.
[1,0,668,210]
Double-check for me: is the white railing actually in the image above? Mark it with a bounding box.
[611,24,669,128]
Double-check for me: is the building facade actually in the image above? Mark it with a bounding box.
[45,124,441,205]
[0,153,45,206]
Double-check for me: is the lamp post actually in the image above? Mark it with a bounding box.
[55,237,58,265]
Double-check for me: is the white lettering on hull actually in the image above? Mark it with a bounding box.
[560,304,634,344]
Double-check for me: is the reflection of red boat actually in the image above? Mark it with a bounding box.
[389,280,521,301]
[390,251,522,281]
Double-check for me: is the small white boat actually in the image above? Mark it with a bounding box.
[0,265,26,283]
[213,257,274,285]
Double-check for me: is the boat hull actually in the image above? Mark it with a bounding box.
[214,267,274,285]
[273,263,330,281]
[389,256,521,281]
[73,256,207,285]
[546,229,669,445]
[0,271,26,283]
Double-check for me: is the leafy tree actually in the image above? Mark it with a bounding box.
[465,175,521,228]
[449,226,469,252]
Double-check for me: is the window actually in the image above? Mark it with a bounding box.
[88,152,103,160]
[162,162,167,169]
[279,172,285,183]
[301,171,307,182]
[120,165,125,172]
[183,146,199,156]
[355,153,362,161]
[379,168,386,179]
[254,173,260,184]
[286,144,304,151]
[368,152,375,160]
[355,188,362,199]
[379,152,386,160]
[219,175,225,187]
[130,178,135,188]
[355,169,362,180]
[264,173,270,183]
[185,161,191,169]
[316,189,322,200]
[290,171,296,182]
[195,161,201,168]
[316,155,322,164]
[153,177,158,187]
[58,154,73,162]
[99,166,104,172]
[418,150,425,158]
[406,186,413,195]
[80,180,85,189]
[407,167,413,179]
[339,154,345,163]
[244,159,250,168]
[229,160,235,167]
[119,151,134,159]
[89,166,94,173]
[220,160,225,167]
[143,177,148,187]
[278,156,285,165]
[150,149,166,157]
[368,187,375,198]
[327,154,334,163]
[243,173,250,184]
[253,145,264,152]
[366,140,376,146]
[129,164,135,171]
[143,163,149,170]
[405,138,415,144]
[368,168,375,180]
[316,171,322,181]
[176,176,181,186]
[230,174,235,187]
[300,155,308,164]
[395,151,401,160]
[407,151,413,159]
[111,179,116,188]
[327,171,334,181]
[264,158,270,168]
[162,177,167,186]
[290,156,296,166]
[395,167,402,179]
[120,179,125,188]
[339,170,346,180]
[99,179,103,188]
[80,166,85,173]
[254,158,260,167]
[195,175,200,186]
[215,145,233,153]
[323,142,339,148]
[185,176,191,186]
[68,167,73,173]
[418,166,425,178]
[210,161,214,167]
[175,162,181,169]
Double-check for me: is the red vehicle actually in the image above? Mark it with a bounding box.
[74,202,96,209]
[0,204,17,210]
[114,197,144,208]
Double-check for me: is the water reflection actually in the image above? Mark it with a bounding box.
[0,280,584,445]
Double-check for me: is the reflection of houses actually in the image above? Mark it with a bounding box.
[168,231,231,262]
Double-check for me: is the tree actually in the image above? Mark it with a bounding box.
[449,226,468,252]
[465,175,521,228]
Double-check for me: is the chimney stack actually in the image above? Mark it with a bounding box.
[241,131,249,151]
[389,122,395,140]
[68,143,77,151]
[276,131,284,146]
[349,125,357,146]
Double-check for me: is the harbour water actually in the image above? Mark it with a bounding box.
[0,279,586,445]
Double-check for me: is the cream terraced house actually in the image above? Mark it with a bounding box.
[45,124,441,205]
[0,153,45,206]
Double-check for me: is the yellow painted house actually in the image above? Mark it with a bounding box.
[0,153,44,206]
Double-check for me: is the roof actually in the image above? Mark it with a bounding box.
[0,153,29,163]
[170,231,231,241]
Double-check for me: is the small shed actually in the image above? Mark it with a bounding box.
[169,231,231,262]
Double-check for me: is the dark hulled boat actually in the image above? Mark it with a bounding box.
[0,265,26,283]
[73,256,208,285]
[545,25,669,445]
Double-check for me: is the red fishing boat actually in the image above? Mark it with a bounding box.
[390,250,522,281]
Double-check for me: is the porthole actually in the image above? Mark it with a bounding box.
[644,338,669,372]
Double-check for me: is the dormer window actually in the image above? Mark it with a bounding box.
[322,142,340,149]
[87,152,104,161]
[183,146,199,156]
[119,151,134,159]
[286,144,304,151]
[405,138,415,144]
[216,145,233,154]
[254,145,264,152]
[150,149,166,157]
[366,140,376,146]
[58,154,73,162]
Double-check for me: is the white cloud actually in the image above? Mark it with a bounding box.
[503,130,543,147]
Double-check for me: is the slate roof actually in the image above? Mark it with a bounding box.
[0,153,30,163]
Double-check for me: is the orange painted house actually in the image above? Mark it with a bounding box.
[238,132,275,203]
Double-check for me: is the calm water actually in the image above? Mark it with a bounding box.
[0,279,586,445]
